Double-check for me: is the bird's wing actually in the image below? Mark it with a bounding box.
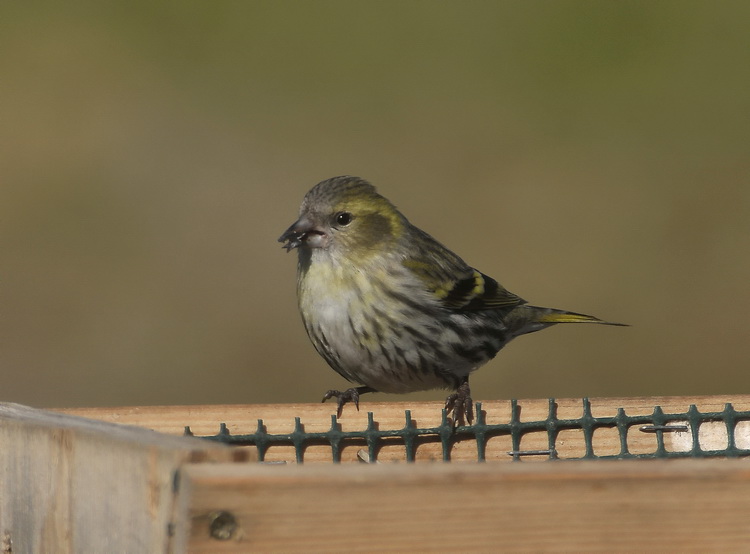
[432,268,526,310]
[401,234,526,311]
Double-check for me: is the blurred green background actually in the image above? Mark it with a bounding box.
[2,2,749,409]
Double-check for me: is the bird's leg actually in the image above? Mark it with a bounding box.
[321,386,376,418]
[444,376,474,427]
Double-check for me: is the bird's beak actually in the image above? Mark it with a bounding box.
[278,216,326,251]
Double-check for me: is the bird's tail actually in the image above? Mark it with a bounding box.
[534,308,627,327]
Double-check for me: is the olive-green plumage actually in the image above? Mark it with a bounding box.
[279,176,624,425]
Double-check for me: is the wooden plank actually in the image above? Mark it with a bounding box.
[7,399,750,552]
[179,458,750,552]
[0,403,236,554]
[59,395,750,463]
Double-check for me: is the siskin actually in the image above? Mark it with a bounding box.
[279,176,625,426]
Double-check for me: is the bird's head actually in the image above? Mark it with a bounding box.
[279,176,405,259]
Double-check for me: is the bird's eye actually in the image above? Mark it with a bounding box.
[335,212,353,226]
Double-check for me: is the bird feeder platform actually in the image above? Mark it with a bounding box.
[2,395,750,552]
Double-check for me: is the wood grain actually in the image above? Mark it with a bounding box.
[0,403,233,554]
[180,458,750,552]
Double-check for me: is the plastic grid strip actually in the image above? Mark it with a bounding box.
[186,399,750,463]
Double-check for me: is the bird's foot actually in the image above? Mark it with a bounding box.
[321,386,374,418]
[444,379,474,427]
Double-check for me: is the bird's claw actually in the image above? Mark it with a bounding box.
[321,388,361,418]
[444,380,474,427]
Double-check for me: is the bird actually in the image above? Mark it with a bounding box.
[278,176,625,426]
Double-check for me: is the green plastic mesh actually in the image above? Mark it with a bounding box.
[186,398,750,463]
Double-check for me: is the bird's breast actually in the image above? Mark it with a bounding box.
[294,252,505,393]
